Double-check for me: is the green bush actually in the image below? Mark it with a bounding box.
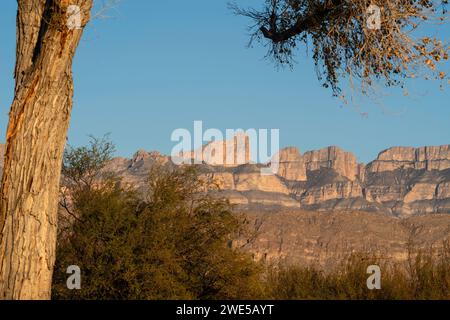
[52,139,264,300]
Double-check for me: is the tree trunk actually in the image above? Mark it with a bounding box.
[0,0,92,300]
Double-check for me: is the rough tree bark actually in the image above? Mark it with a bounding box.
[0,0,92,300]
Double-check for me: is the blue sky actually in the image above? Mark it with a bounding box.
[0,0,449,163]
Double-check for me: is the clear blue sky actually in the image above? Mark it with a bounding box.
[0,1,449,163]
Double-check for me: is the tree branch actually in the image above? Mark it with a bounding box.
[260,4,343,43]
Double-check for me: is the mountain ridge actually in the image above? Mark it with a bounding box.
[105,143,450,217]
[1,142,450,216]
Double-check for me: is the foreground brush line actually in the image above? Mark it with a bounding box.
[265,248,450,300]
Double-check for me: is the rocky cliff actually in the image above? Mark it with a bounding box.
[1,142,450,216]
[367,145,450,173]
[135,144,450,216]
[303,146,361,181]
[97,144,450,266]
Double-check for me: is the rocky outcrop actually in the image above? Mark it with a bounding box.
[203,172,235,190]
[103,149,172,189]
[178,133,251,167]
[303,146,360,181]
[241,191,300,208]
[234,172,290,194]
[277,147,307,182]
[367,145,450,173]
[404,183,437,203]
[437,182,450,199]
[300,181,363,205]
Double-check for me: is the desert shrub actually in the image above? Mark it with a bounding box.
[406,243,450,299]
[52,139,264,300]
[265,246,450,300]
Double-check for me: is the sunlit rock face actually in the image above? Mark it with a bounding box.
[367,145,450,173]
[299,181,363,206]
[177,133,251,167]
[303,146,361,181]
[277,147,307,182]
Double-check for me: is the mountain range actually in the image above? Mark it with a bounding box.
[100,143,450,217]
[102,142,450,266]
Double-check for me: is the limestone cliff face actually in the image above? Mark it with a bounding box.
[358,146,450,215]
[234,173,290,194]
[178,133,251,167]
[437,182,450,199]
[368,145,450,173]
[277,145,361,182]
[303,146,360,181]
[300,181,363,205]
[203,144,450,215]
[404,183,437,203]
[103,149,172,189]
[277,147,307,182]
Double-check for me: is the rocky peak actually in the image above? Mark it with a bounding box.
[132,149,153,163]
[377,147,418,162]
[378,145,450,162]
[368,145,450,173]
[303,146,360,181]
[279,147,302,162]
[126,150,170,174]
[178,133,251,167]
[277,147,307,182]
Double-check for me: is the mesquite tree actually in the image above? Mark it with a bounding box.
[231,0,449,97]
[0,0,93,299]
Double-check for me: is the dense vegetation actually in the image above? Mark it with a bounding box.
[52,138,450,300]
[266,249,450,300]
